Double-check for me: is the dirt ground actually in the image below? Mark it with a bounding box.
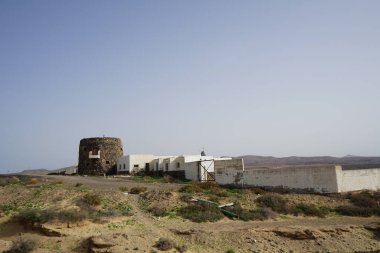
[0,175,379,253]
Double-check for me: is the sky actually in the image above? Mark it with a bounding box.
[1,1,380,173]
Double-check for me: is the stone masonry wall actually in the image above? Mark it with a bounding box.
[78,137,123,175]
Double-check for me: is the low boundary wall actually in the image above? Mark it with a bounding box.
[215,164,380,193]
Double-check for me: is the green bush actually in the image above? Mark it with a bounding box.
[179,184,202,193]
[75,183,83,187]
[180,193,193,203]
[148,206,169,217]
[224,203,277,221]
[57,210,88,223]
[250,187,266,195]
[129,186,147,194]
[0,204,17,215]
[256,193,289,213]
[17,208,54,225]
[154,237,176,251]
[349,193,378,208]
[83,193,102,206]
[335,205,375,217]
[175,244,188,253]
[17,208,90,225]
[293,203,330,218]
[226,249,235,253]
[179,182,230,198]
[4,238,36,253]
[115,202,133,216]
[178,202,224,222]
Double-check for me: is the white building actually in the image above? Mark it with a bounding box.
[116,153,235,181]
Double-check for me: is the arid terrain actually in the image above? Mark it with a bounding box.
[0,175,379,253]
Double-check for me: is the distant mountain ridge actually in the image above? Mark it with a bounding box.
[16,165,77,175]
[238,155,380,166]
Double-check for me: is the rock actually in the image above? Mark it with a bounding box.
[34,224,64,237]
[90,235,115,248]
[88,233,128,253]
[273,229,317,240]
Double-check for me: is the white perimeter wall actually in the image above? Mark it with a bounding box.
[215,164,380,193]
[337,166,380,192]
[216,165,340,193]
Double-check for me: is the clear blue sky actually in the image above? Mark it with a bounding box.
[1,1,379,173]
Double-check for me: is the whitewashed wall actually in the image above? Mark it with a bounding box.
[216,165,340,193]
[336,166,380,192]
[117,154,155,173]
[215,164,380,193]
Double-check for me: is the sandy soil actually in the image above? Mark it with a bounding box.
[0,175,379,253]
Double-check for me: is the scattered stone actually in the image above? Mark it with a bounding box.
[90,235,115,249]
[170,229,197,235]
[274,229,317,240]
[35,224,64,237]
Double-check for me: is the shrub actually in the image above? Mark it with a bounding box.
[178,202,224,222]
[115,202,133,216]
[226,249,235,253]
[154,237,175,251]
[4,238,36,253]
[57,209,87,224]
[256,193,289,213]
[261,207,278,219]
[175,244,188,253]
[349,193,378,208]
[129,186,147,194]
[335,205,374,217]
[250,187,266,195]
[180,193,193,203]
[83,193,102,206]
[75,183,83,187]
[149,206,169,217]
[224,204,277,221]
[179,184,202,193]
[293,203,330,218]
[17,208,54,225]
[0,204,17,215]
[119,186,128,192]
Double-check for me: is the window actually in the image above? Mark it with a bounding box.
[106,161,110,164]
[92,148,99,155]
[133,164,139,168]
[119,164,121,170]
[165,163,169,171]
[123,164,125,169]
[177,162,180,169]
[156,163,158,170]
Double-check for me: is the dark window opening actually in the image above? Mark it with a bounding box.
[165,163,169,171]
[106,161,110,164]
[177,162,180,169]
[92,148,99,155]
[123,164,125,169]
[133,164,139,168]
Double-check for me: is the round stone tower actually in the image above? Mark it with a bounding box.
[78,137,123,175]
